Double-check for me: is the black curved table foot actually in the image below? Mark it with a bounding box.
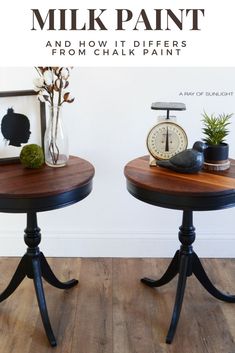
[40,253,78,290]
[0,212,78,347]
[32,257,57,347]
[193,253,235,303]
[0,256,26,302]
[141,250,179,288]
[141,210,235,344]
[166,254,188,344]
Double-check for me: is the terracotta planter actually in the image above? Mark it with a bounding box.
[204,143,229,164]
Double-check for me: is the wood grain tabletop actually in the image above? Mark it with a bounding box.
[124,156,235,197]
[0,156,95,199]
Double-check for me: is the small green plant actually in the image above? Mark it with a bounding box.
[202,112,232,145]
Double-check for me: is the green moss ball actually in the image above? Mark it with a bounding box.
[20,144,44,169]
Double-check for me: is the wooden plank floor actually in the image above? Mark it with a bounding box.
[0,258,234,353]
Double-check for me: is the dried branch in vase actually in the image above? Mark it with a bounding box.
[33,67,75,167]
[34,67,75,106]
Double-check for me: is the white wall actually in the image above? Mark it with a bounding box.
[0,67,235,257]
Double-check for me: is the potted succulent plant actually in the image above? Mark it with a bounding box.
[202,111,232,165]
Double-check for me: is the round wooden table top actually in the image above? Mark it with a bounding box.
[0,156,95,213]
[124,156,235,211]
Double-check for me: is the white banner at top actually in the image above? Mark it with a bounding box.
[0,0,234,66]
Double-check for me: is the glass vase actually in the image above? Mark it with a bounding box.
[44,105,69,167]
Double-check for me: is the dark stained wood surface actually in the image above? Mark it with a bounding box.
[0,257,234,353]
[0,156,94,198]
[124,156,235,197]
[124,156,235,211]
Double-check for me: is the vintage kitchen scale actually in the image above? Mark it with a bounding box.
[146,102,188,166]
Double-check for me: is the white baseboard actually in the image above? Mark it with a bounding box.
[0,230,235,258]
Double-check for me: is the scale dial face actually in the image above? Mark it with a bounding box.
[146,121,188,160]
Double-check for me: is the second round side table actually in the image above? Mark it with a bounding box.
[124,155,235,344]
[0,156,95,346]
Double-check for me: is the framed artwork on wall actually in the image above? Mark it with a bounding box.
[0,90,46,163]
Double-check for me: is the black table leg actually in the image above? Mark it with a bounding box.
[0,257,26,302]
[141,210,235,344]
[32,256,57,347]
[193,253,235,302]
[166,254,188,344]
[0,212,78,347]
[141,250,179,287]
[40,253,78,289]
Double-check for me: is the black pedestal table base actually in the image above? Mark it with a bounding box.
[141,210,235,344]
[0,212,78,347]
